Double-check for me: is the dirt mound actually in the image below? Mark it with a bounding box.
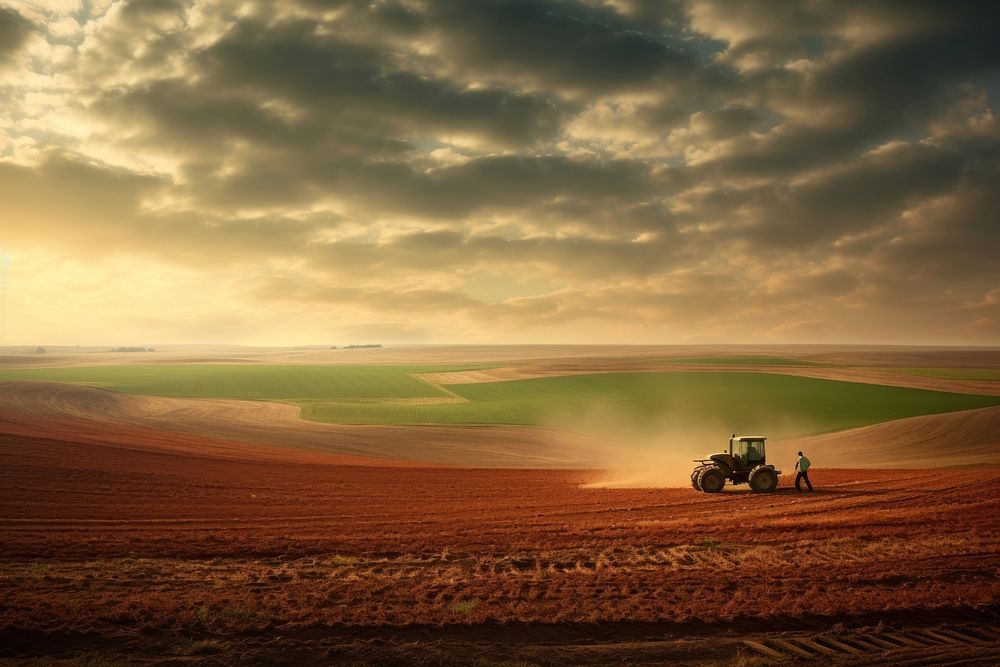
[778,405,1000,468]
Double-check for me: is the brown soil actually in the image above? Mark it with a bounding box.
[2,407,1000,663]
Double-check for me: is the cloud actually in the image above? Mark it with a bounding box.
[735,140,967,248]
[0,152,324,261]
[422,0,699,96]
[0,6,33,65]
[0,0,998,344]
[195,16,566,149]
[688,1,1000,177]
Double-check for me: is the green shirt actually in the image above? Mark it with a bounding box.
[797,456,811,472]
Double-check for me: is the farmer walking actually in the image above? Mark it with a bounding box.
[795,451,814,492]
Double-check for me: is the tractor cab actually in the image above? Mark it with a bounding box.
[705,435,766,474]
[730,435,766,469]
[692,434,781,493]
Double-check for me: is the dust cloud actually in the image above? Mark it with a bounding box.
[544,406,820,488]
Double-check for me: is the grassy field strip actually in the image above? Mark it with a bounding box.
[0,364,493,400]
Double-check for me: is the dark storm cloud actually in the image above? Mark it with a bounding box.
[119,0,189,21]
[0,5,33,64]
[191,149,655,220]
[739,141,967,247]
[423,0,699,94]
[807,1,1000,146]
[875,171,1000,280]
[195,18,565,148]
[688,106,768,140]
[392,154,653,218]
[96,80,319,151]
[696,1,1000,178]
[813,1,1000,108]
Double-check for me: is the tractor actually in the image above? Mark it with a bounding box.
[691,435,781,493]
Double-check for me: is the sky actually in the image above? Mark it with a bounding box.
[0,0,998,346]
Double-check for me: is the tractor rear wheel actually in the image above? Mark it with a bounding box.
[698,467,726,493]
[749,466,778,492]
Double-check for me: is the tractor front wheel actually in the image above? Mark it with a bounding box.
[698,467,726,493]
[749,466,778,493]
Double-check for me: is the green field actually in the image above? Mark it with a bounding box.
[4,364,999,436]
[881,367,1000,381]
[301,372,1000,433]
[0,364,472,399]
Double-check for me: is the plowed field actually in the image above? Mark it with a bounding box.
[2,398,1000,664]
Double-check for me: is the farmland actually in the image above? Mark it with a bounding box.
[2,345,1000,664]
[0,363,476,400]
[660,355,828,366]
[304,371,1000,431]
[2,363,1000,436]
[882,367,1000,381]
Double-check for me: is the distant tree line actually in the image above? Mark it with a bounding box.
[111,346,156,352]
[331,344,382,349]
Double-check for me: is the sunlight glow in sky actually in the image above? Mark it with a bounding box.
[1,0,998,345]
